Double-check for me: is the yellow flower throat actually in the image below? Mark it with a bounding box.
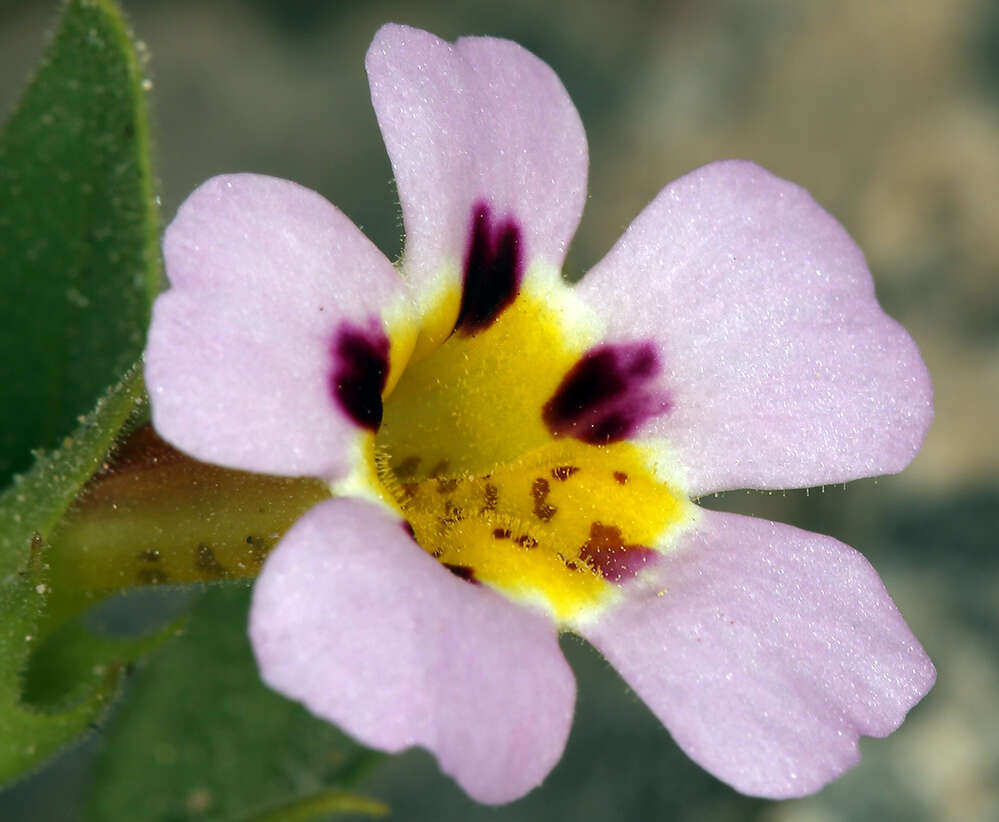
[360,282,692,624]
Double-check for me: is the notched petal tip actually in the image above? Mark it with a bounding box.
[581,510,935,798]
[148,172,406,479]
[577,158,934,493]
[366,21,587,303]
[365,22,436,69]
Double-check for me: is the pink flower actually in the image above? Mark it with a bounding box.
[144,24,934,805]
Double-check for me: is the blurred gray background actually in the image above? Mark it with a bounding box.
[2,0,997,819]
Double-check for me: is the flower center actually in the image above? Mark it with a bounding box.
[371,282,691,623]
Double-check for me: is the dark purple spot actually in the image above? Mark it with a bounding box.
[578,522,657,583]
[395,456,421,477]
[492,528,511,539]
[436,476,460,494]
[244,535,271,564]
[439,499,465,529]
[481,483,499,513]
[195,544,226,577]
[516,534,538,549]
[531,477,557,522]
[551,465,579,481]
[401,521,416,540]
[542,342,671,444]
[329,321,390,431]
[586,412,632,443]
[444,563,478,584]
[454,201,523,334]
[613,471,629,485]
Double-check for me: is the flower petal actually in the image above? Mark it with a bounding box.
[145,174,411,478]
[577,160,932,495]
[249,497,576,804]
[366,24,587,312]
[580,508,934,798]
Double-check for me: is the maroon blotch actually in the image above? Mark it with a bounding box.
[436,475,460,494]
[329,320,390,431]
[578,522,657,583]
[551,465,579,481]
[395,456,421,477]
[542,342,671,444]
[454,201,523,334]
[531,477,557,522]
[429,460,450,477]
[444,563,478,584]
[481,483,499,513]
[400,521,416,540]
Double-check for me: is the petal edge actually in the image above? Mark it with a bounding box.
[581,508,934,798]
[577,160,933,495]
[367,24,588,332]
[145,174,410,479]
[249,498,576,804]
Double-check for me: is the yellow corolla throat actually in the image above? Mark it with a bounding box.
[339,272,694,624]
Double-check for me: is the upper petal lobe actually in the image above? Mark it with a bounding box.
[577,160,933,495]
[145,174,411,479]
[366,24,588,337]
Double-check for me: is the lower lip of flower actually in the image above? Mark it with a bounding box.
[345,280,694,624]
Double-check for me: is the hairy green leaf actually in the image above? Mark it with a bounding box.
[0,366,144,787]
[0,0,161,483]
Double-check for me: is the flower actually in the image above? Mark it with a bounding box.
[143,23,934,805]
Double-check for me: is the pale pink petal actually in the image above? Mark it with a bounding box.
[581,509,934,798]
[249,498,576,804]
[366,24,587,299]
[145,174,410,478]
[576,160,932,495]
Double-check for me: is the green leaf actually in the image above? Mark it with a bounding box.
[237,790,388,822]
[22,612,185,711]
[0,0,161,484]
[0,365,145,581]
[0,582,121,785]
[85,587,385,822]
[0,0,164,784]
[0,365,145,787]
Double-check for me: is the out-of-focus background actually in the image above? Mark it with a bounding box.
[1,0,996,819]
